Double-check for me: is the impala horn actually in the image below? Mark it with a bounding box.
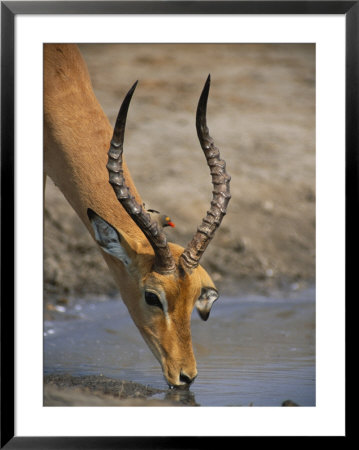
[106,81,176,275]
[180,75,231,270]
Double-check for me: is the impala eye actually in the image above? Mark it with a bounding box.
[145,291,163,310]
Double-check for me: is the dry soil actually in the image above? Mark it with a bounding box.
[44,43,315,301]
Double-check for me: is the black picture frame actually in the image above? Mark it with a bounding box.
[1,1,354,447]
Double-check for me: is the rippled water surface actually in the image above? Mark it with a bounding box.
[44,288,315,406]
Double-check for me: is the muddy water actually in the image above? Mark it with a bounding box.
[44,288,315,406]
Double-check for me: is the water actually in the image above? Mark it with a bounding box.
[44,288,315,406]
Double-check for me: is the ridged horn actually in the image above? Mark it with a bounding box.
[106,81,176,274]
[180,75,231,270]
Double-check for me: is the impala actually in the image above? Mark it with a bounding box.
[44,44,231,388]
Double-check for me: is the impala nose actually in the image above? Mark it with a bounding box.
[179,371,197,386]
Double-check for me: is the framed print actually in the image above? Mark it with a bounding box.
[1,1,354,446]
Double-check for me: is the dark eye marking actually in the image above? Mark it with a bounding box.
[145,291,163,310]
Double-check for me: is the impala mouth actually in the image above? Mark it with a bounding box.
[165,370,197,390]
[137,327,197,389]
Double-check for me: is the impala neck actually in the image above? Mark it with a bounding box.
[43,44,146,245]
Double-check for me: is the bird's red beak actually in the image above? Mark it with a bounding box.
[168,221,175,228]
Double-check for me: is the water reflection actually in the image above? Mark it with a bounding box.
[164,388,199,406]
[44,288,315,406]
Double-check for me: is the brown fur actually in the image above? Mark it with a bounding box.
[44,44,216,387]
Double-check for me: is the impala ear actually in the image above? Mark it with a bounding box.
[87,208,133,268]
[195,287,218,321]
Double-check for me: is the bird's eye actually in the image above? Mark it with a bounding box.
[145,291,163,310]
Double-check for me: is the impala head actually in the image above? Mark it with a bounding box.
[88,76,231,388]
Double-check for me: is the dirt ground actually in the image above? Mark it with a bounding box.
[43,374,192,406]
[44,43,315,301]
[43,374,297,407]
